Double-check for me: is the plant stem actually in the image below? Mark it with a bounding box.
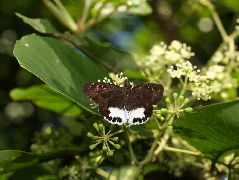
[43,0,77,32]
[140,132,161,166]
[200,0,228,41]
[123,125,138,164]
[109,129,124,137]
[96,168,117,179]
[179,76,188,97]
[140,122,170,167]
[164,146,201,156]
[154,126,171,156]
[79,0,91,27]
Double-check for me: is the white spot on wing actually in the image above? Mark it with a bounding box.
[128,108,147,125]
[104,107,149,125]
[107,107,127,125]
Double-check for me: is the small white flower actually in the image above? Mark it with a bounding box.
[169,40,182,51]
[167,61,212,101]
[109,72,130,87]
[165,51,182,63]
[191,83,212,100]
[212,52,223,63]
[150,44,167,57]
[206,65,225,80]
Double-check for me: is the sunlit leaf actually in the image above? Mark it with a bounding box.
[10,85,82,117]
[109,165,140,180]
[174,100,239,160]
[16,13,59,35]
[13,34,108,114]
[16,14,138,73]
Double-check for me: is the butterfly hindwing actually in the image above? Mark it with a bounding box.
[99,90,127,125]
[103,107,127,125]
[128,107,150,125]
[125,83,163,125]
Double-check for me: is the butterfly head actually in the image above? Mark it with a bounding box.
[123,80,133,89]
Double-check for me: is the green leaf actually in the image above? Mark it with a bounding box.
[13,34,108,114]
[108,165,140,180]
[10,85,82,117]
[220,0,239,12]
[174,100,239,160]
[16,13,60,35]
[0,166,57,180]
[129,124,153,139]
[0,149,82,174]
[16,13,138,73]
[81,36,138,72]
[127,0,152,15]
[90,0,151,18]
[0,150,38,174]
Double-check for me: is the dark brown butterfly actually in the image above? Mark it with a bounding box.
[83,82,164,125]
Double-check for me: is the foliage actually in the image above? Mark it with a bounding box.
[1,0,239,179]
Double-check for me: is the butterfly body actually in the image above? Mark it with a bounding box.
[83,82,164,125]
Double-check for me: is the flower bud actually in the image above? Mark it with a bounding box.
[98,124,104,131]
[183,98,189,104]
[87,132,94,138]
[173,93,178,100]
[114,144,121,149]
[107,150,114,156]
[178,95,184,102]
[185,107,193,112]
[89,143,98,150]
[160,108,167,114]
[155,113,163,119]
[165,98,171,104]
[102,144,107,152]
[112,137,119,142]
[168,121,173,126]
[93,123,99,132]
[160,116,165,121]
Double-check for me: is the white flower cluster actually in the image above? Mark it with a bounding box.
[147,40,195,66]
[137,41,195,82]
[205,45,239,99]
[236,18,239,30]
[167,61,212,100]
[93,0,150,17]
[98,72,131,87]
[205,65,237,99]
[109,72,130,87]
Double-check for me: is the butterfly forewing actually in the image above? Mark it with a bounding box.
[83,82,120,103]
[131,83,164,104]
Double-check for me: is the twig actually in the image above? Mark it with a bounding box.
[123,125,138,165]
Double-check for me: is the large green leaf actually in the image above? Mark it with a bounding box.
[10,85,82,117]
[174,100,239,160]
[13,34,108,114]
[16,14,138,73]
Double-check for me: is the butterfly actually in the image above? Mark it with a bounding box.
[83,82,164,125]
